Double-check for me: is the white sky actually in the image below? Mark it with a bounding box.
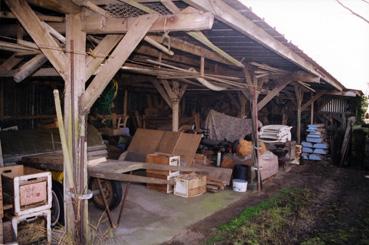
[240,0,369,94]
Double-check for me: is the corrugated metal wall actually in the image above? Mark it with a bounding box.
[320,97,350,113]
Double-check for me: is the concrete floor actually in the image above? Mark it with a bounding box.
[89,184,249,244]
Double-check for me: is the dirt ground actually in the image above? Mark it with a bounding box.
[165,161,369,245]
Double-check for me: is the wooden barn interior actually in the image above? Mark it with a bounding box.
[0,0,364,244]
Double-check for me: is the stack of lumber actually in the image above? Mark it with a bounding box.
[145,153,180,193]
[259,125,292,143]
[0,165,52,244]
[302,124,328,161]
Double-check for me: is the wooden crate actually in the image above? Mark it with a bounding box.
[147,171,179,194]
[146,153,180,193]
[1,165,52,216]
[174,173,207,198]
[12,209,51,245]
[146,153,180,175]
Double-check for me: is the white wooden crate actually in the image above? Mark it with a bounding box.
[1,165,52,216]
[12,209,51,244]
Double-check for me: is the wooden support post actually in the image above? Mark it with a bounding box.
[124,89,128,116]
[238,92,247,118]
[250,82,261,192]
[172,99,180,132]
[294,85,303,144]
[157,80,187,131]
[0,82,3,120]
[65,13,88,243]
[310,101,314,124]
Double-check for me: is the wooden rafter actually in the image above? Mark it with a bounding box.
[80,14,159,114]
[184,0,343,91]
[257,79,292,111]
[160,1,243,67]
[0,54,23,72]
[148,35,231,66]
[13,54,47,82]
[121,0,241,67]
[85,34,123,81]
[6,0,67,79]
[301,91,324,111]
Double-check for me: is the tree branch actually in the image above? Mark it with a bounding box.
[336,0,369,24]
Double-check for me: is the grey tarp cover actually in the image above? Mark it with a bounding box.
[205,109,252,142]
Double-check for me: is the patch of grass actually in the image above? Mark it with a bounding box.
[207,188,313,244]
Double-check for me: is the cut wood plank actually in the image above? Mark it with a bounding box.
[80,15,159,114]
[82,11,214,34]
[13,54,47,82]
[6,0,67,79]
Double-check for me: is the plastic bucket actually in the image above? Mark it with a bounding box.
[232,179,248,192]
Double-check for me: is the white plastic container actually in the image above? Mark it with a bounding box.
[232,179,248,192]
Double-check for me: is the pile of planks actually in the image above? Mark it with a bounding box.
[301,124,328,161]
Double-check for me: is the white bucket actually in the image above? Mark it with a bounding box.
[232,179,248,192]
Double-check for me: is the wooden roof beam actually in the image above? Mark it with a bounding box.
[120,0,242,67]
[6,0,67,80]
[257,79,293,111]
[148,35,232,66]
[27,0,81,14]
[82,10,214,34]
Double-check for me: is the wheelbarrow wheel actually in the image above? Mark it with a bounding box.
[51,181,64,226]
[89,178,123,210]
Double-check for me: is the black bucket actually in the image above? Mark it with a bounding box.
[233,164,248,180]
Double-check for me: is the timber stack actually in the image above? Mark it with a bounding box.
[301,124,329,161]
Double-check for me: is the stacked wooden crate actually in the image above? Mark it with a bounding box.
[145,153,180,193]
[1,165,52,244]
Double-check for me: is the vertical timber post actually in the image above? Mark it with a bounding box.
[172,99,180,132]
[294,85,303,144]
[310,101,314,124]
[65,13,88,243]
